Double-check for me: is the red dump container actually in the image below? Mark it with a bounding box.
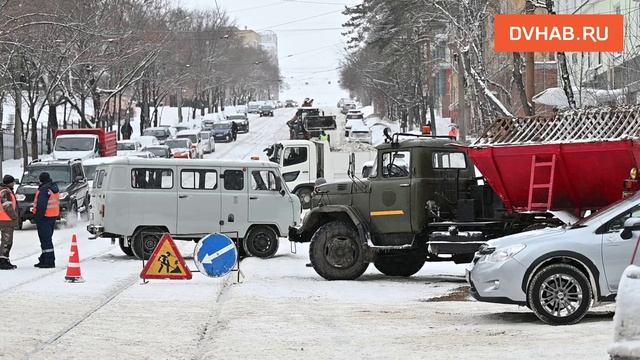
[466,140,640,213]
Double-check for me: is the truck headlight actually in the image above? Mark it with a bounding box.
[484,244,526,263]
[15,194,25,202]
[59,192,69,200]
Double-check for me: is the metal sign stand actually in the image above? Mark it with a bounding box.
[221,231,244,283]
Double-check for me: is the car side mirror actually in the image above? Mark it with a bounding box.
[279,189,286,197]
[621,218,640,239]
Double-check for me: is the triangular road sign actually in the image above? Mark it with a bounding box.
[140,233,192,280]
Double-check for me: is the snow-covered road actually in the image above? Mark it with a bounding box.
[0,107,615,359]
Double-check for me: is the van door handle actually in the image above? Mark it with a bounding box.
[302,171,309,174]
[179,195,188,199]
[399,184,410,187]
[249,196,258,200]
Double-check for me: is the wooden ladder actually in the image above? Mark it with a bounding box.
[527,154,557,211]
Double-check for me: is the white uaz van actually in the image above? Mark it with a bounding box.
[87,157,301,260]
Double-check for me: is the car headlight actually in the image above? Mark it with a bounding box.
[15,194,25,202]
[483,244,526,263]
[59,192,69,200]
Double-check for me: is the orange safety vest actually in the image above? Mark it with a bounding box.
[448,127,459,139]
[32,190,60,218]
[0,189,16,221]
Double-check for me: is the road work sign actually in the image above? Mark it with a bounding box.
[140,234,192,280]
[193,234,237,278]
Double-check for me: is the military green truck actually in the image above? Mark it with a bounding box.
[289,132,554,280]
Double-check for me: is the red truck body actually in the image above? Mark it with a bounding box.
[53,129,117,157]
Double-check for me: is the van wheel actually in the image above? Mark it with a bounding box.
[309,221,368,280]
[295,187,313,210]
[374,253,424,277]
[132,227,164,260]
[527,263,592,325]
[119,238,135,257]
[243,226,279,258]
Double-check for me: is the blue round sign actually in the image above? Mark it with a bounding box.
[193,234,238,278]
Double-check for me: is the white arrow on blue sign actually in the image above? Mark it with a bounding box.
[193,233,238,278]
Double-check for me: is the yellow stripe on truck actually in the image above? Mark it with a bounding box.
[370,210,405,217]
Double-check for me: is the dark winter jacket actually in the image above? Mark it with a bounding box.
[0,184,17,227]
[34,181,59,221]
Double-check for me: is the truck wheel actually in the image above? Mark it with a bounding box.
[118,238,135,257]
[243,226,279,258]
[309,221,368,280]
[295,187,313,210]
[131,227,164,260]
[374,254,424,277]
[527,263,592,325]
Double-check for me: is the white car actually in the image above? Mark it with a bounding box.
[199,131,215,154]
[132,136,159,148]
[176,130,204,158]
[468,192,640,325]
[116,140,142,156]
[348,123,372,144]
[127,151,156,158]
[345,119,366,138]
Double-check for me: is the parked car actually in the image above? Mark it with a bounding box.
[341,101,357,114]
[176,130,205,158]
[247,101,261,113]
[132,135,160,148]
[467,192,640,325]
[116,140,143,156]
[165,138,196,159]
[259,104,275,117]
[213,122,235,142]
[227,113,249,133]
[127,151,156,158]
[345,118,366,138]
[337,98,350,108]
[348,124,372,144]
[346,110,364,121]
[142,127,172,144]
[172,124,191,133]
[87,158,302,260]
[142,145,172,159]
[285,100,296,108]
[199,130,215,153]
[15,159,89,229]
[236,105,248,116]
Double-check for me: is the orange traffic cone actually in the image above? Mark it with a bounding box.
[65,234,84,283]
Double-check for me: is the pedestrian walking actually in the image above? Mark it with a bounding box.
[231,121,238,141]
[0,175,18,270]
[33,172,60,269]
[120,121,133,140]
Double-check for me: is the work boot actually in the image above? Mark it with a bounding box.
[0,259,16,270]
[34,262,55,269]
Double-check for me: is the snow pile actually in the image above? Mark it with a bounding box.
[609,265,640,359]
[359,105,374,117]
[331,141,376,152]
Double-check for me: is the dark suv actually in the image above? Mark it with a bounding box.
[15,159,89,229]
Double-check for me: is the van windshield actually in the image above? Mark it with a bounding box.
[22,166,71,184]
[55,137,95,151]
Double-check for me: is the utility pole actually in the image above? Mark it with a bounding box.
[525,0,536,114]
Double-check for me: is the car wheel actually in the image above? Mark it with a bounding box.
[295,187,313,210]
[527,263,592,325]
[118,238,135,257]
[309,221,368,280]
[243,226,279,258]
[131,226,164,260]
[374,253,424,277]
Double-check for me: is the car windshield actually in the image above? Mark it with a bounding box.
[22,166,71,184]
[214,123,231,129]
[55,137,95,151]
[117,142,136,150]
[227,115,245,120]
[144,147,169,157]
[572,193,640,227]
[165,139,189,149]
[177,134,198,143]
[83,165,98,181]
[143,129,168,139]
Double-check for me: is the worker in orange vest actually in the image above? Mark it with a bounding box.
[32,172,60,268]
[0,175,18,270]
[448,124,460,140]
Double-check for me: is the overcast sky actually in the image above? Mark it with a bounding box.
[176,0,359,105]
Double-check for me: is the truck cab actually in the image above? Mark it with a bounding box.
[290,134,494,280]
[53,129,117,160]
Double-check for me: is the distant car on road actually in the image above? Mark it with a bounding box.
[348,124,372,144]
[285,100,296,108]
[260,104,275,117]
[337,98,350,108]
[142,127,172,144]
[235,105,248,115]
[227,113,249,133]
[142,145,172,158]
[247,101,260,113]
[345,119,366,137]
[176,130,205,158]
[116,140,142,156]
[341,101,357,114]
[199,130,215,154]
[132,135,160,148]
[212,122,235,142]
[127,151,156,158]
[165,138,196,159]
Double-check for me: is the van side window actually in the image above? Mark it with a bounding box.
[224,170,244,191]
[181,170,218,190]
[95,170,106,189]
[283,147,308,166]
[433,152,466,169]
[251,171,280,191]
[131,168,173,189]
